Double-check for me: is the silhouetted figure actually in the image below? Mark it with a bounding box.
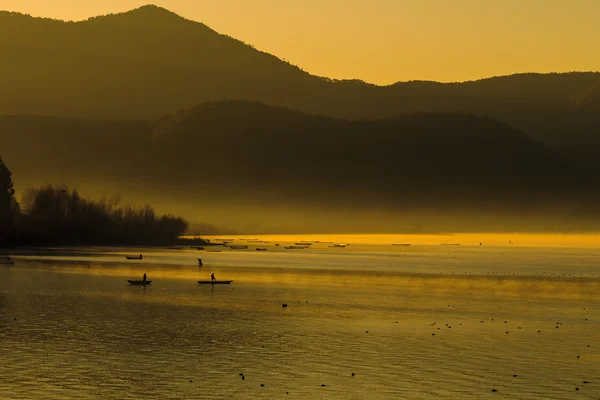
[139,254,143,260]
[198,258,203,267]
[143,273,147,282]
[211,273,216,282]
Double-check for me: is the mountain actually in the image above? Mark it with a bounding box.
[0,5,319,118]
[1,6,600,169]
[2,101,598,233]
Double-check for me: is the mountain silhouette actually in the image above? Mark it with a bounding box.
[2,101,599,232]
[1,6,600,169]
[2,6,600,231]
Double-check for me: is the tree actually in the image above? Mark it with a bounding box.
[15,185,190,245]
[0,157,16,243]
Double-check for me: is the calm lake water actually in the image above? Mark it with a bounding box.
[1,234,599,399]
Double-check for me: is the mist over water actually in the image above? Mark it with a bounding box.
[1,235,598,399]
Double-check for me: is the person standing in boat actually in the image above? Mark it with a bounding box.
[211,273,216,282]
[143,273,147,282]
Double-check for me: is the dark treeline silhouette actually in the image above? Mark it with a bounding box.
[1,180,190,246]
[1,6,600,170]
[0,157,18,243]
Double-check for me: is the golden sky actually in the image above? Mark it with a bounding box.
[3,0,599,85]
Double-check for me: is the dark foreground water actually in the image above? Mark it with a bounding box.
[0,238,599,399]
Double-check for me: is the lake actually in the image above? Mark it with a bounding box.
[0,234,598,399]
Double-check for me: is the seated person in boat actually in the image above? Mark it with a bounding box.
[143,273,147,282]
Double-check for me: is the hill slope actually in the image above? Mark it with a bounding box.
[1,101,598,232]
[1,6,600,167]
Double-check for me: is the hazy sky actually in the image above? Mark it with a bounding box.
[3,0,599,84]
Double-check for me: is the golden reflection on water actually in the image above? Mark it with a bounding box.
[202,233,600,248]
[2,243,600,400]
[33,258,599,308]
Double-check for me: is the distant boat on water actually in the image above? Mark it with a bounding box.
[392,244,411,246]
[295,242,313,246]
[229,245,249,250]
[256,248,267,251]
[285,245,309,249]
[441,243,460,246]
[198,280,233,285]
[128,280,151,285]
[125,254,143,260]
[330,244,348,248]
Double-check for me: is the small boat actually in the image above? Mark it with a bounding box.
[392,244,411,246]
[198,280,233,285]
[285,245,309,249]
[330,244,348,248]
[125,254,143,260]
[295,242,313,245]
[441,243,460,246]
[128,280,152,285]
[228,245,248,250]
[256,248,267,251]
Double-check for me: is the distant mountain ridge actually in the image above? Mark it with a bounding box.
[0,100,589,200]
[1,5,600,169]
[3,100,600,232]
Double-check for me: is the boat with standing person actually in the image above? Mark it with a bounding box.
[128,272,151,285]
[199,272,232,284]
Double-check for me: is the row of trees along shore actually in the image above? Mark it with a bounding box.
[0,157,193,246]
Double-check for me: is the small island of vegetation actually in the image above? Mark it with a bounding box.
[0,157,201,247]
